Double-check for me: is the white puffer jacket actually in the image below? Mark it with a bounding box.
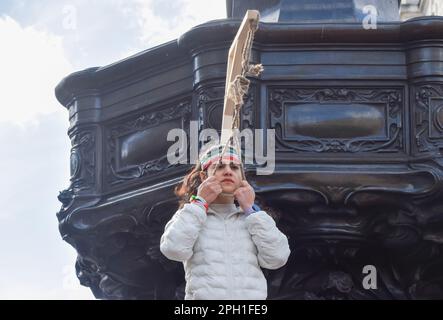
[160,202,291,300]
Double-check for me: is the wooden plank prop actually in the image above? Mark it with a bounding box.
[218,10,263,177]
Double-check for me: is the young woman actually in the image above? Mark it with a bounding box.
[160,144,290,300]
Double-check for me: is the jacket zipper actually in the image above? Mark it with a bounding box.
[224,217,233,298]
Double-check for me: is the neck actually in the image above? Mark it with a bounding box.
[212,193,235,204]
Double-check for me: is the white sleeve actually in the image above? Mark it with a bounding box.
[159,203,207,262]
[246,211,291,269]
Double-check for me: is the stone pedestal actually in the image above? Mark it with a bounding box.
[56,3,443,299]
[227,0,400,22]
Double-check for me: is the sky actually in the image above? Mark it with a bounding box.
[0,0,225,300]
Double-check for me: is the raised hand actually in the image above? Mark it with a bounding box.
[234,180,255,212]
[197,176,223,205]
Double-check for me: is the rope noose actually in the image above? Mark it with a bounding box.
[218,18,263,181]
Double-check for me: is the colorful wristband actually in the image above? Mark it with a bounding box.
[191,200,207,212]
[244,207,255,216]
[190,195,209,212]
[244,203,261,216]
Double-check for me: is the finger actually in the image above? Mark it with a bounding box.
[234,188,245,196]
[210,183,222,190]
[241,180,250,187]
[207,180,222,188]
[214,186,222,194]
[206,176,218,182]
[202,177,215,185]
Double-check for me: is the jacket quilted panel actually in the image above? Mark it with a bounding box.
[160,203,290,300]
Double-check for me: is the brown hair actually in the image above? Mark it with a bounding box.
[174,164,279,221]
[174,163,205,209]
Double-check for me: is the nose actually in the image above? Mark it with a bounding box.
[222,165,233,176]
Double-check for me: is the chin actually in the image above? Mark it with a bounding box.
[222,186,236,193]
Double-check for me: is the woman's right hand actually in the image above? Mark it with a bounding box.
[197,176,222,205]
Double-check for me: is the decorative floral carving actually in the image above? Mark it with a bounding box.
[106,101,191,184]
[68,130,96,192]
[198,85,256,132]
[414,85,443,152]
[269,87,404,153]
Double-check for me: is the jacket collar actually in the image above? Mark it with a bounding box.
[207,203,240,219]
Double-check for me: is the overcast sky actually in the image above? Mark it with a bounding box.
[0,0,225,300]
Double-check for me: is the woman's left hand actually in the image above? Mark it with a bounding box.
[234,180,255,212]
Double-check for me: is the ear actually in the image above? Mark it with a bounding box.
[199,171,207,181]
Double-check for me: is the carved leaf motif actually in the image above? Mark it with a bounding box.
[414,85,443,152]
[107,101,191,184]
[269,87,403,153]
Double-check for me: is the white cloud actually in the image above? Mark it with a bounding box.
[0,14,95,299]
[0,255,94,300]
[135,0,226,49]
[0,15,72,125]
[0,111,94,299]
[0,1,230,300]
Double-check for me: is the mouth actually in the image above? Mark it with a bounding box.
[221,179,234,184]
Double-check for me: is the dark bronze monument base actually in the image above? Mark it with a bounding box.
[227,0,400,22]
[56,2,443,299]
